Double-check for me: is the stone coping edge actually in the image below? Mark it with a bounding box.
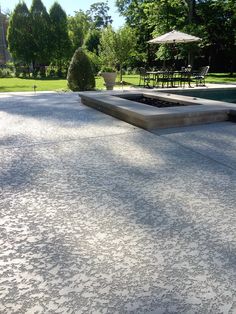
[79,90,236,130]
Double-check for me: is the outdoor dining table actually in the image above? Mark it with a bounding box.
[146,70,192,88]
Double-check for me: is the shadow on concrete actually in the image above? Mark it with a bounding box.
[1,95,236,312]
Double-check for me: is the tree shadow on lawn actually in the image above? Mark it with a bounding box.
[0,85,34,92]
[10,76,66,81]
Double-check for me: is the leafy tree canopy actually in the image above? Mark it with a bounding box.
[87,1,113,28]
[68,10,91,50]
[99,25,137,80]
[84,28,101,54]
[115,0,236,71]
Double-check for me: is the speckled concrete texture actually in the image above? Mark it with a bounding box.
[153,122,236,170]
[1,92,236,314]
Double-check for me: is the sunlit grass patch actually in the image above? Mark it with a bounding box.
[0,73,235,93]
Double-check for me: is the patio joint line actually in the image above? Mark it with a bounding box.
[155,133,236,172]
[0,129,140,151]
[0,105,92,111]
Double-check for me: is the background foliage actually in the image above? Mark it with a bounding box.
[115,0,236,72]
[7,0,236,79]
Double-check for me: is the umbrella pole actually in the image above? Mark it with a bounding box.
[188,51,194,67]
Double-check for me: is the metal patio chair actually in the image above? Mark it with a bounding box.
[138,67,153,87]
[192,66,210,86]
[179,66,192,88]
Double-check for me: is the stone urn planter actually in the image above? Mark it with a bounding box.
[101,71,117,90]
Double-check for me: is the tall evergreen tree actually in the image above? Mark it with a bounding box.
[30,0,51,68]
[7,2,32,65]
[49,2,71,74]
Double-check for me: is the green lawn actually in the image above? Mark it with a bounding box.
[0,73,235,93]
[206,73,236,84]
[0,78,68,92]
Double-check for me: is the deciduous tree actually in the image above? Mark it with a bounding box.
[84,28,101,54]
[99,25,137,81]
[115,26,137,81]
[99,26,117,68]
[68,10,90,50]
[87,1,112,29]
[115,0,236,71]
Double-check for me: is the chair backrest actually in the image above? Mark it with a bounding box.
[200,66,210,76]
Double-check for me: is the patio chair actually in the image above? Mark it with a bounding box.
[138,67,153,87]
[179,66,192,88]
[192,66,210,86]
[158,70,174,88]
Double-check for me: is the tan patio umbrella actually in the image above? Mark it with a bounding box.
[148,30,201,66]
[148,30,201,44]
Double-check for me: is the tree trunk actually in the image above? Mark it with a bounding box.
[187,0,196,23]
[120,64,123,82]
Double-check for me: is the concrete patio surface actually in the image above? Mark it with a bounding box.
[0,92,236,314]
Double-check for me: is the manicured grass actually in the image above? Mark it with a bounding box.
[0,73,235,93]
[206,73,236,84]
[0,78,68,92]
[0,77,107,92]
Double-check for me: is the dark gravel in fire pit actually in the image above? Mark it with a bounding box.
[134,96,186,108]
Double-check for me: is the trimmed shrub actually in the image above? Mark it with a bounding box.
[67,48,95,91]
